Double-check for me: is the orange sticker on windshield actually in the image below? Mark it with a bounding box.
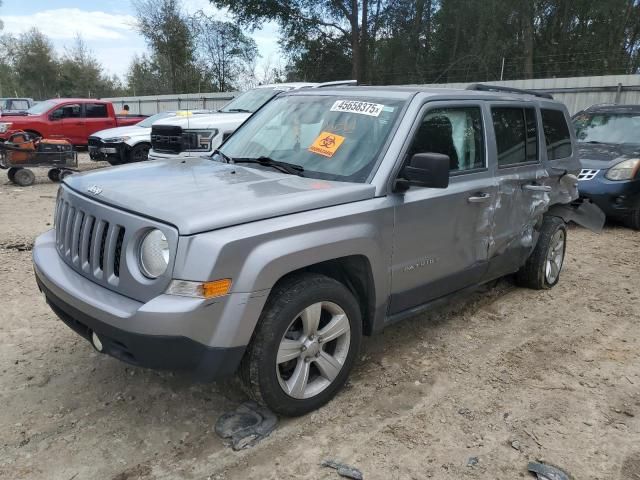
[308,131,345,158]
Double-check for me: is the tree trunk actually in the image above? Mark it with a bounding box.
[350,0,361,82]
[360,0,368,83]
[522,1,534,79]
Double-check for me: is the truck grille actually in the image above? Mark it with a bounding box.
[55,199,125,284]
[578,168,599,181]
[151,125,183,153]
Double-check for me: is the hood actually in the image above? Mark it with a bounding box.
[577,142,640,170]
[64,158,376,235]
[91,124,145,139]
[152,112,250,130]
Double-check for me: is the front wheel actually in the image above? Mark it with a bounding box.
[625,208,640,231]
[128,143,150,163]
[516,216,567,289]
[240,273,362,416]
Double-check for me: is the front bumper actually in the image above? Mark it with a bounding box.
[578,173,640,218]
[33,230,268,380]
[88,139,126,162]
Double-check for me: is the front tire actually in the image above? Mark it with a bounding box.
[625,208,640,231]
[516,216,567,289]
[128,143,150,163]
[240,273,362,416]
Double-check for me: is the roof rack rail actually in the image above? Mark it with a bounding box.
[466,83,553,100]
[313,80,357,88]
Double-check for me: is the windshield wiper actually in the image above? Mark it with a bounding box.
[223,108,252,113]
[232,156,305,176]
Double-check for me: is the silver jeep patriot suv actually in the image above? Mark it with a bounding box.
[33,84,603,416]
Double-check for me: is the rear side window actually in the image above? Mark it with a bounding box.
[85,103,108,118]
[492,107,539,166]
[541,109,572,160]
[9,100,29,110]
[408,106,485,173]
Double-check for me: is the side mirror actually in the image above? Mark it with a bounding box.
[397,153,450,190]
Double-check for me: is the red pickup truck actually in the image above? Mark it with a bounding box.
[0,99,146,145]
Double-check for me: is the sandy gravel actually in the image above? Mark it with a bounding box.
[0,154,639,480]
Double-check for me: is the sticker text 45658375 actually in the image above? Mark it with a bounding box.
[330,100,385,117]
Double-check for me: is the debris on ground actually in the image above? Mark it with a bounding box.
[214,401,278,450]
[527,462,572,480]
[467,456,479,467]
[321,459,364,479]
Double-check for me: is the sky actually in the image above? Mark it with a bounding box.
[0,0,281,79]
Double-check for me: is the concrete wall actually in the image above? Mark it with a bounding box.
[104,75,640,116]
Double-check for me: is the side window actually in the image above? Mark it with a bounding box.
[52,103,82,119]
[492,107,539,166]
[408,106,485,173]
[85,103,108,118]
[541,109,572,160]
[9,100,29,110]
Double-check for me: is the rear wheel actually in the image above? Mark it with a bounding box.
[47,168,61,182]
[240,273,362,416]
[13,168,35,187]
[625,208,640,230]
[516,216,567,289]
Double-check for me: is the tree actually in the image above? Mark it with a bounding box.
[132,0,203,93]
[12,29,60,99]
[211,0,374,82]
[191,11,258,92]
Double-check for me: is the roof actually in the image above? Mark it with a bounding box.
[285,85,564,104]
[584,104,640,114]
[41,98,111,104]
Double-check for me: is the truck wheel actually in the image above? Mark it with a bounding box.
[47,168,61,182]
[129,143,150,163]
[13,168,35,187]
[240,273,362,416]
[516,216,567,290]
[8,167,20,183]
[625,208,640,231]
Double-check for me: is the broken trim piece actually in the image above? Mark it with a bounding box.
[547,199,606,233]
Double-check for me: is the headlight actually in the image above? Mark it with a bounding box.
[139,229,169,278]
[605,158,640,181]
[182,129,217,151]
[103,136,130,143]
[0,122,13,133]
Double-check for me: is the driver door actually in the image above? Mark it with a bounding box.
[51,103,83,144]
[389,102,496,314]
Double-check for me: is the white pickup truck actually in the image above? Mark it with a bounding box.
[148,81,355,161]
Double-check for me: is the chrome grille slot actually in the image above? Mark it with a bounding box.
[71,210,84,265]
[79,215,94,271]
[63,206,75,257]
[98,222,110,272]
[90,220,108,277]
[114,228,125,278]
[578,168,599,181]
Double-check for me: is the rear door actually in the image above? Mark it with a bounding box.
[389,101,497,314]
[485,103,551,278]
[83,103,113,141]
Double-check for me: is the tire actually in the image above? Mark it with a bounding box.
[240,273,362,417]
[13,168,35,187]
[128,143,150,163]
[47,168,61,182]
[8,167,20,183]
[24,130,41,141]
[59,170,73,182]
[516,216,567,290]
[625,208,640,231]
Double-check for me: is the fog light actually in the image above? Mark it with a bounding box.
[614,196,625,205]
[91,331,104,352]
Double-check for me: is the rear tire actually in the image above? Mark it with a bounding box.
[13,168,35,187]
[516,216,567,290]
[240,273,362,417]
[625,208,640,231]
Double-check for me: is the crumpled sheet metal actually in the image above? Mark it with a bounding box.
[214,401,278,450]
[527,461,572,480]
[321,460,364,480]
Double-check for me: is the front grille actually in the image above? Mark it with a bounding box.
[151,125,183,153]
[55,198,125,285]
[88,137,101,148]
[578,168,599,181]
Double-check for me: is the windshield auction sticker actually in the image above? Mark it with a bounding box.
[309,131,346,158]
[330,100,384,117]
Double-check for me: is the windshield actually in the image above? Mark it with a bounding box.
[137,111,175,127]
[220,95,405,182]
[574,112,640,145]
[219,87,285,113]
[26,100,57,115]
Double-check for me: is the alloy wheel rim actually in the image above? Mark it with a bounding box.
[545,229,565,284]
[276,301,351,399]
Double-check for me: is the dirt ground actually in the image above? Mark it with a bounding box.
[0,154,638,480]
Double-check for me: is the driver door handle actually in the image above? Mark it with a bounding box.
[468,193,492,203]
[523,184,552,192]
